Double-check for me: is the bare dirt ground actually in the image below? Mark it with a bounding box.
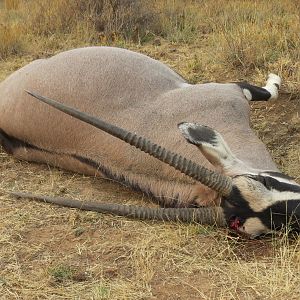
[0,44,299,299]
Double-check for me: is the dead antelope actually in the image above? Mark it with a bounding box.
[0,47,299,238]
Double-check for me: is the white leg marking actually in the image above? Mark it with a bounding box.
[242,88,252,101]
[263,73,281,100]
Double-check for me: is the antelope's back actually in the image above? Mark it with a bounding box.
[0,47,277,182]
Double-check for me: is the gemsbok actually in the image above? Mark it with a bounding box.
[0,47,299,238]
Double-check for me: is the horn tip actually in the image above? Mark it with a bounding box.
[25,89,34,95]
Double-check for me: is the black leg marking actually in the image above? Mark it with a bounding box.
[0,130,15,154]
[237,74,281,101]
[0,129,47,154]
[237,82,272,101]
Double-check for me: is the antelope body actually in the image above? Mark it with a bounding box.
[1,47,299,238]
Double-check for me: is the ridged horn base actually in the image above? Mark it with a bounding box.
[11,191,226,226]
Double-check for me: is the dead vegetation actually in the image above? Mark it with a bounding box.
[0,0,300,299]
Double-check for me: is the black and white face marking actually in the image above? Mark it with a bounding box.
[259,171,296,185]
[237,73,281,101]
[178,122,300,238]
[224,175,300,238]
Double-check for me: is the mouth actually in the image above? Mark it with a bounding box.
[228,216,257,239]
[229,216,242,231]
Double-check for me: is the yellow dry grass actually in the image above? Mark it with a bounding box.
[0,0,300,299]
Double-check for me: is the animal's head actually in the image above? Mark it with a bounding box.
[179,122,300,238]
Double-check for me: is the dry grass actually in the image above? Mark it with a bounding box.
[0,0,300,299]
[1,0,299,86]
[1,158,300,299]
[0,23,23,59]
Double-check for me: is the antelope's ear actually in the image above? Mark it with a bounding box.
[178,123,219,146]
[178,122,254,175]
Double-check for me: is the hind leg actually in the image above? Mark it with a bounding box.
[237,73,281,101]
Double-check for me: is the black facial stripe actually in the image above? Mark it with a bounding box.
[236,82,272,101]
[262,171,294,180]
[272,182,300,193]
[246,174,300,192]
[0,128,53,154]
[259,200,300,231]
[255,175,300,192]
[222,186,257,222]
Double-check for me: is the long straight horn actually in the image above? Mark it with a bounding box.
[11,192,226,226]
[26,91,232,197]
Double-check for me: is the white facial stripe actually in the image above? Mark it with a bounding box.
[260,172,300,185]
[270,190,300,202]
[233,175,300,213]
[236,177,272,212]
[238,217,270,238]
